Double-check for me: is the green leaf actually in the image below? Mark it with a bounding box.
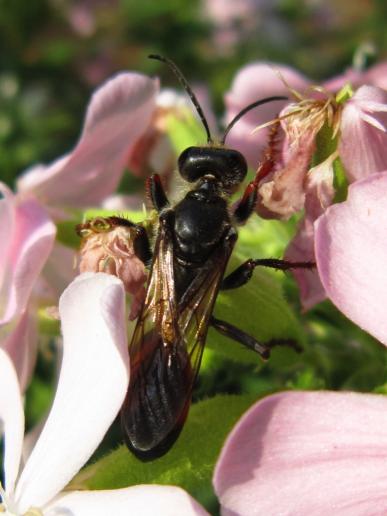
[333,156,348,203]
[69,394,258,513]
[56,217,82,249]
[335,83,354,104]
[313,121,338,166]
[165,110,206,155]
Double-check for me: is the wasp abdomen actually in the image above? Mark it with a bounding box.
[121,330,192,460]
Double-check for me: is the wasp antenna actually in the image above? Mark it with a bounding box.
[148,54,213,144]
[221,96,288,145]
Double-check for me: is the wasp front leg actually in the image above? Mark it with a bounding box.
[232,182,257,225]
[210,316,302,358]
[146,173,170,213]
[221,258,315,290]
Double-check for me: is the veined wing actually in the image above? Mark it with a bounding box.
[121,216,192,459]
[177,235,235,383]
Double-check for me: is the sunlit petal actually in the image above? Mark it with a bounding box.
[47,485,209,516]
[0,348,24,495]
[339,85,387,181]
[214,391,387,516]
[315,172,387,344]
[15,273,129,512]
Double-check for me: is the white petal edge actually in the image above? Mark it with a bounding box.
[46,485,209,516]
[15,273,129,512]
[0,348,24,495]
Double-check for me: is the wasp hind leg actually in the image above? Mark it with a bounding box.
[210,316,302,358]
[221,258,315,290]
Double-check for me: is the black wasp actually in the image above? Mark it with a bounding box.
[115,55,314,461]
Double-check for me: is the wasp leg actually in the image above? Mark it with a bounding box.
[221,258,315,290]
[210,316,302,359]
[146,174,170,212]
[232,182,257,225]
[133,224,153,266]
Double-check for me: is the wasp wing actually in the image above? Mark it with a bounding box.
[121,217,235,460]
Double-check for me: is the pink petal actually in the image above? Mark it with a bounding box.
[0,184,15,290]
[339,85,387,181]
[224,63,310,167]
[14,273,129,512]
[40,242,78,302]
[363,61,387,90]
[323,68,363,92]
[17,73,159,208]
[214,391,387,516]
[0,185,56,325]
[257,132,316,219]
[285,154,336,309]
[48,485,209,515]
[285,217,325,309]
[2,310,37,392]
[0,348,24,495]
[315,172,387,344]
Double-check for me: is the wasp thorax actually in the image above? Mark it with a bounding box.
[78,217,147,319]
[178,146,247,190]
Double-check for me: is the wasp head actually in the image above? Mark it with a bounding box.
[178,146,247,192]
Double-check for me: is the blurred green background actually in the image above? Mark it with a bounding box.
[1,0,387,187]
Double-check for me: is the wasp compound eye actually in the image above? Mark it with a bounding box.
[178,146,247,189]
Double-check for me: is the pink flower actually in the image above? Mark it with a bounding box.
[249,74,387,309]
[0,273,207,515]
[0,183,56,389]
[213,390,387,516]
[285,152,336,309]
[315,171,387,344]
[17,72,158,215]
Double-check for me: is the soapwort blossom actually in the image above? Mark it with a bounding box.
[0,273,207,516]
[225,61,387,309]
[259,83,387,308]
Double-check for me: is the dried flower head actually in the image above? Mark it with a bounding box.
[77,216,147,320]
